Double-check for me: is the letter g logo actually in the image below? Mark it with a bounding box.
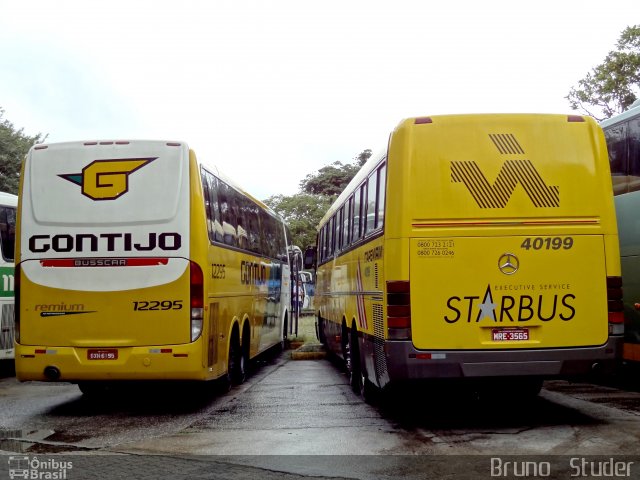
[59,158,157,200]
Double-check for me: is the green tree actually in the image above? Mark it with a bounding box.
[0,108,45,194]
[264,193,333,248]
[299,149,372,196]
[266,149,372,248]
[567,25,640,120]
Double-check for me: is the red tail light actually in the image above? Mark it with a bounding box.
[190,261,204,341]
[607,276,624,326]
[387,280,411,340]
[190,261,204,309]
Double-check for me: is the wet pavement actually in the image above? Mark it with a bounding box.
[2,351,640,479]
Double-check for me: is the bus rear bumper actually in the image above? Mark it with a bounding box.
[14,343,210,382]
[383,336,623,382]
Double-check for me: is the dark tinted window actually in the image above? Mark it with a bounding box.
[200,168,287,260]
[604,122,628,176]
[337,206,344,251]
[629,118,640,178]
[352,184,364,242]
[365,173,377,234]
[343,197,352,248]
[377,164,386,229]
[0,206,16,262]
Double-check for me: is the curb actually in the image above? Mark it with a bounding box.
[290,343,327,360]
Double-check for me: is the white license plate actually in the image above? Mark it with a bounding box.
[492,328,529,341]
[87,349,118,360]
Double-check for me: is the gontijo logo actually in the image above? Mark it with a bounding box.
[59,157,157,200]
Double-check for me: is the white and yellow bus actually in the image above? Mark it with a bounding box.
[16,140,294,393]
[0,191,17,362]
[307,114,623,398]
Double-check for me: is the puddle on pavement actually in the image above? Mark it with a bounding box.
[0,428,93,453]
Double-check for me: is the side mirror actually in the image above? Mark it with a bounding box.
[304,246,317,270]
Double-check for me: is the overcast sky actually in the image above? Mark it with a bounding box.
[1,0,637,200]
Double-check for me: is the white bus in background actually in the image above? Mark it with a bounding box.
[0,191,17,361]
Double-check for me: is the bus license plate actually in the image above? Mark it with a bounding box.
[492,328,529,341]
[87,349,118,360]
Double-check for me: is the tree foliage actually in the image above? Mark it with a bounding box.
[0,108,45,194]
[567,25,640,120]
[299,149,372,196]
[266,149,372,248]
[264,193,333,249]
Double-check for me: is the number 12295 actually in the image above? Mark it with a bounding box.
[133,300,183,311]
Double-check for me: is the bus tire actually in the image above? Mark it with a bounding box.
[347,326,363,395]
[281,315,288,351]
[228,332,245,385]
[317,314,326,344]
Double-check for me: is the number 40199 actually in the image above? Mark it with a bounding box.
[520,237,573,250]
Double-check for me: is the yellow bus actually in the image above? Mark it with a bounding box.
[306,114,623,399]
[0,191,17,362]
[16,140,294,394]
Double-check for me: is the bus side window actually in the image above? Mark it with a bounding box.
[628,118,640,193]
[0,206,15,262]
[275,216,287,260]
[365,173,377,234]
[352,184,363,242]
[202,170,223,244]
[327,216,335,257]
[209,175,223,243]
[337,206,344,251]
[605,122,628,195]
[219,182,237,246]
[377,163,386,229]
[201,170,213,242]
[246,203,261,254]
[236,195,248,250]
[343,196,352,249]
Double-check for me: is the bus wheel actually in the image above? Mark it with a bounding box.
[359,369,378,404]
[347,328,363,395]
[281,316,288,351]
[228,335,246,385]
[317,314,326,344]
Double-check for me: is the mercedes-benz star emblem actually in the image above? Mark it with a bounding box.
[498,253,519,275]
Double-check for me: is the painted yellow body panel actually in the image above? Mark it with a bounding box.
[410,235,608,350]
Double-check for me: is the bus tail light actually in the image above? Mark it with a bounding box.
[387,280,411,340]
[607,276,624,335]
[190,261,204,342]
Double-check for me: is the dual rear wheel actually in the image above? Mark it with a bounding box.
[342,324,377,403]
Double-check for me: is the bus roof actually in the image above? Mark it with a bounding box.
[0,191,18,207]
[600,102,640,128]
[28,139,282,222]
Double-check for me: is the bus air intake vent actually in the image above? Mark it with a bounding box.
[372,304,387,379]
